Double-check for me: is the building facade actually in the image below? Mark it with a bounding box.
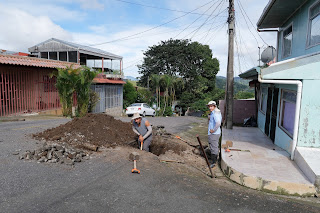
[240,0,320,186]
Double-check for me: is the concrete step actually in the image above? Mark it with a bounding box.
[294,147,320,188]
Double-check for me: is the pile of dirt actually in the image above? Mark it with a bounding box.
[33,113,136,148]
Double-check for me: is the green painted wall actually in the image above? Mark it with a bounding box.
[298,80,320,147]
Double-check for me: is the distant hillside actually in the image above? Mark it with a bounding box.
[124,76,138,81]
[216,76,254,94]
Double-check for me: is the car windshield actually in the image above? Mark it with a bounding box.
[129,103,142,107]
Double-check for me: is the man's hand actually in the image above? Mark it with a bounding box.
[139,135,144,142]
[210,129,214,133]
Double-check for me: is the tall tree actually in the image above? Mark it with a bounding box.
[138,39,219,100]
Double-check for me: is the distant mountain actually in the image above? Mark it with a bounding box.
[215,76,253,93]
[124,76,138,81]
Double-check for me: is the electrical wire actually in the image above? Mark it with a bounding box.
[173,0,220,39]
[190,0,226,40]
[187,0,225,40]
[88,0,215,46]
[237,0,269,46]
[113,0,213,16]
[200,5,227,42]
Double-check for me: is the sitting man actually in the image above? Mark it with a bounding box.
[131,113,153,152]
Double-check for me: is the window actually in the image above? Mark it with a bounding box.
[40,52,48,59]
[308,1,320,47]
[282,24,293,58]
[68,51,77,63]
[59,52,67,61]
[279,90,296,137]
[259,87,268,114]
[49,52,57,60]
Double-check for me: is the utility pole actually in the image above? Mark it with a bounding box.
[225,0,235,129]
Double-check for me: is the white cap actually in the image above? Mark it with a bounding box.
[132,112,142,120]
[206,101,217,106]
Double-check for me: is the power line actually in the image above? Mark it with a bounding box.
[236,1,260,47]
[88,0,215,46]
[113,0,213,16]
[204,21,227,44]
[200,4,227,42]
[236,24,255,65]
[190,0,226,40]
[173,0,219,39]
[102,18,227,43]
[237,0,268,46]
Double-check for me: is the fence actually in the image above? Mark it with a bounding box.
[91,84,123,115]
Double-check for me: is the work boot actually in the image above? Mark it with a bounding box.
[210,154,218,168]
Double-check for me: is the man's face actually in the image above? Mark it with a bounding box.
[134,117,142,124]
[208,105,215,112]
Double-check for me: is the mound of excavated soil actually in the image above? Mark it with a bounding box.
[33,113,136,148]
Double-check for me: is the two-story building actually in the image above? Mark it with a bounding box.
[240,0,320,187]
[28,38,125,116]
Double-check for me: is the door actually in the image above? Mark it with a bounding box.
[270,88,279,142]
[264,88,272,136]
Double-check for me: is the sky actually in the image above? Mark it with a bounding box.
[0,0,276,78]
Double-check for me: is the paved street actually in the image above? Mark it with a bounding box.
[0,116,319,213]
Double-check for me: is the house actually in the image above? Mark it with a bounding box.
[0,54,79,116]
[28,38,126,116]
[239,0,320,187]
[0,38,125,117]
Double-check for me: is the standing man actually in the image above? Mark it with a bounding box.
[207,101,222,168]
[132,113,153,152]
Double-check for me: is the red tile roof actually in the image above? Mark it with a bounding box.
[93,73,126,84]
[0,54,80,69]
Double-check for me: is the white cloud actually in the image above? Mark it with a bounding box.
[0,5,71,52]
[78,0,104,10]
[0,0,277,78]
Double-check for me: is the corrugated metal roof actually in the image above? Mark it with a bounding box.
[0,54,80,69]
[257,0,308,29]
[29,38,123,60]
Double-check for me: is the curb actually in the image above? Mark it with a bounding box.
[221,156,316,196]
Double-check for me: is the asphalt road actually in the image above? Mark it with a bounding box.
[0,116,319,213]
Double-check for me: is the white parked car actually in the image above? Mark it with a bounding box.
[126,103,155,117]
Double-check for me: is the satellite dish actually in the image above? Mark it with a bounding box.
[261,46,277,64]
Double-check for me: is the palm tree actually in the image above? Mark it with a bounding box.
[150,74,161,114]
[53,66,80,117]
[75,67,98,117]
[160,74,173,116]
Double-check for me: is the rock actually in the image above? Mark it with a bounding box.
[74,157,81,162]
[47,151,53,160]
[37,157,46,163]
[64,159,74,165]
[12,151,20,155]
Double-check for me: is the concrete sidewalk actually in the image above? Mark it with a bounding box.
[220,127,317,196]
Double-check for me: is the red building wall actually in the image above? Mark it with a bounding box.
[0,65,61,116]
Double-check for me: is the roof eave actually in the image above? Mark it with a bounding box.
[239,67,261,80]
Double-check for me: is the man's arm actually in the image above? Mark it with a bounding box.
[142,120,152,139]
[132,126,140,136]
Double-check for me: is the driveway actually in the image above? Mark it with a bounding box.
[0,116,319,213]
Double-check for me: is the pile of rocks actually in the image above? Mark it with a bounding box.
[153,125,171,136]
[19,143,90,165]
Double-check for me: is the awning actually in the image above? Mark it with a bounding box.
[239,67,261,80]
[261,52,320,80]
[257,0,308,29]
